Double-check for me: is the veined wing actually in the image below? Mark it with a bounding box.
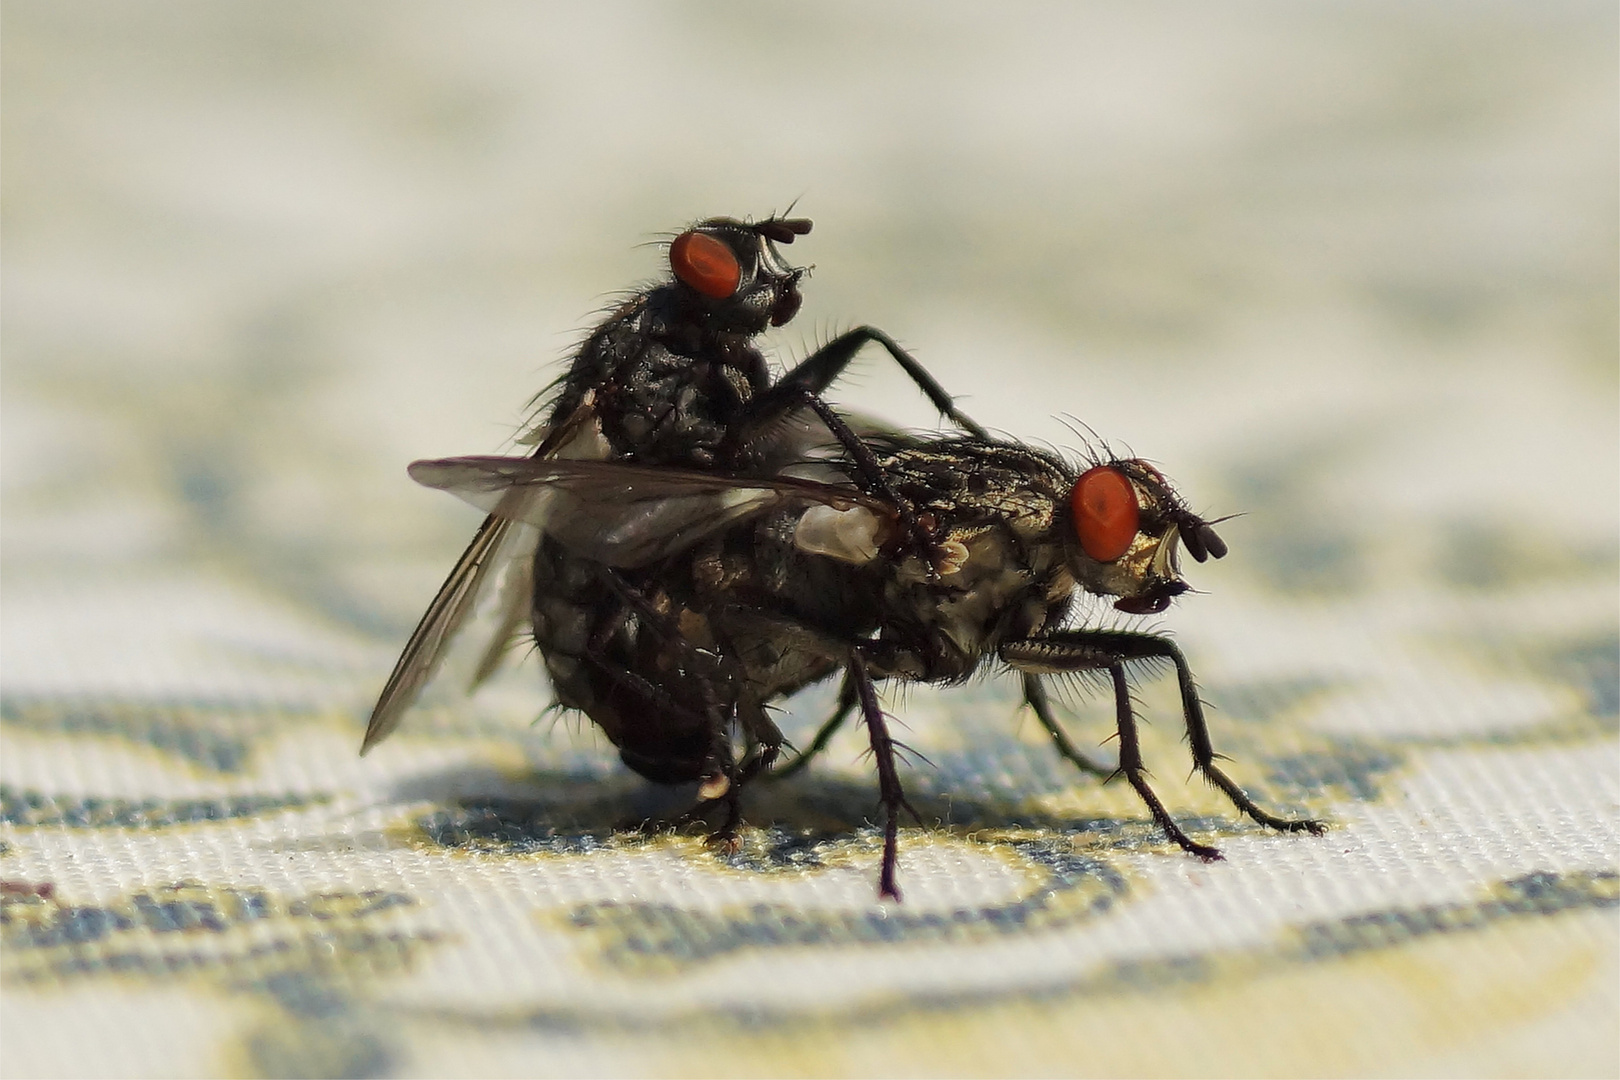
[362,512,536,753]
[362,404,604,755]
[408,455,888,569]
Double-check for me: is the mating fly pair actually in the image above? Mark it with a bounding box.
[363,214,1325,900]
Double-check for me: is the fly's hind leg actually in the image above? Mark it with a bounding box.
[756,388,944,574]
[687,697,787,855]
[733,698,786,787]
[726,328,984,576]
[693,674,745,849]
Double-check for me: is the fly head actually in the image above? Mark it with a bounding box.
[1065,458,1228,615]
[669,215,812,333]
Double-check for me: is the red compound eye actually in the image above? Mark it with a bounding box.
[1071,466,1140,562]
[670,231,741,299]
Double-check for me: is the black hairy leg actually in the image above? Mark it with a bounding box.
[1022,673,1111,777]
[1002,630,1326,854]
[755,326,987,439]
[849,650,914,901]
[769,672,859,780]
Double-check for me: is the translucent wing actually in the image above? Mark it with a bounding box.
[362,512,535,753]
[467,527,536,689]
[363,394,886,754]
[361,409,594,754]
[407,455,886,569]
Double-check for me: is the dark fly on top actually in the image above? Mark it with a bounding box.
[362,214,984,778]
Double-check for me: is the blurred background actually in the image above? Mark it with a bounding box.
[5,1,1613,648]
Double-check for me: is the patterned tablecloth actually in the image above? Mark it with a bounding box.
[3,5,1616,1077]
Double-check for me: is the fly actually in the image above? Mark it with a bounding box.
[362,214,983,782]
[412,435,1327,900]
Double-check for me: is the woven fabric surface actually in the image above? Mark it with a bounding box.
[3,5,1616,1077]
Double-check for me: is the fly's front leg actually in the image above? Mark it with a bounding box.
[1022,673,1111,777]
[1003,630,1325,854]
[1104,662,1221,860]
[740,387,943,575]
[773,326,987,438]
[1011,638,1218,858]
[849,649,913,901]
[1149,635,1326,837]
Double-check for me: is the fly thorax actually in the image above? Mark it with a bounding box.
[924,529,1041,660]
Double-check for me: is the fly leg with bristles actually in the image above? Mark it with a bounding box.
[579,657,740,842]
[1002,630,1325,856]
[743,387,945,574]
[1105,661,1221,859]
[1007,639,1218,857]
[731,696,786,787]
[725,329,984,576]
[769,326,988,438]
[775,673,1110,783]
[769,671,858,779]
[691,626,788,797]
[849,649,915,901]
[705,606,858,781]
[691,675,747,847]
[1022,673,1112,777]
